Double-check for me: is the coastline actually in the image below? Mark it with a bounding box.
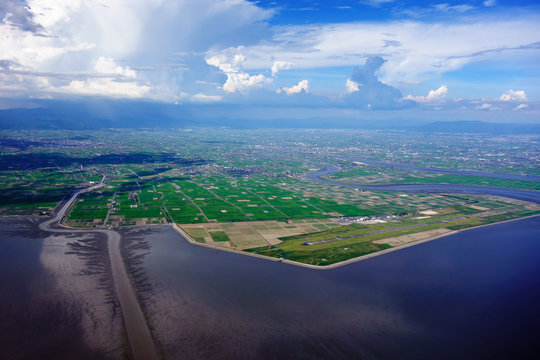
[7,176,539,273]
[15,205,537,273]
[172,214,540,270]
[38,185,159,360]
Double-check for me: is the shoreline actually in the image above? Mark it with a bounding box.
[13,207,537,272]
[7,180,539,273]
[38,185,159,360]
[172,214,540,270]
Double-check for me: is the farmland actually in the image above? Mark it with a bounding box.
[1,128,539,266]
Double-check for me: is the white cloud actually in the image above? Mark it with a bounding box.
[209,16,540,85]
[483,0,496,7]
[59,78,151,98]
[433,4,475,13]
[277,80,309,95]
[345,79,359,94]
[206,54,270,93]
[513,103,528,111]
[499,89,527,101]
[361,0,394,7]
[0,0,538,106]
[404,85,447,102]
[476,102,493,110]
[190,93,222,102]
[271,60,294,76]
[206,54,246,74]
[426,85,448,100]
[222,72,268,93]
[94,57,136,78]
[400,2,476,17]
[0,0,273,100]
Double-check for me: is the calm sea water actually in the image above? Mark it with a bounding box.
[2,217,539,359]
[122,216,540,359]
[0,218,125,359]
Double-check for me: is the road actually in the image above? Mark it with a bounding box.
[39,179,158,360]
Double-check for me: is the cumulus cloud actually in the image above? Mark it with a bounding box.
[404,85,447,102]
[210,16,540,86]
[0,0,273,100]
[94,57,136,78]
[345,79,360,94]
[271,60,294,76]
[1,0,538,110]
[277,80,309,95]
[343,57,404,109]
[206,54,270,93]
[499,89,527,101]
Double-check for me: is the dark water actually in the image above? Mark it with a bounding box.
[0,218,125,359]
[342,158,540,182]
[307,165,540,204]
[123,216,540,359]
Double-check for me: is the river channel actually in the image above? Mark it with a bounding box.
[306,165,540,204]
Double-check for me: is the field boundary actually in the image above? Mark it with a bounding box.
[172,214,540,270]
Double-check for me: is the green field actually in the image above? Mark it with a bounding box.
[209,231,231,242]
[329,165,540,191]
[1,128,539,265]
[245,202,540,266]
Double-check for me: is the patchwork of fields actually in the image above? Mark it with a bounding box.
[2,129,539,266]
[63,167,384,227]
[329,162,540,191]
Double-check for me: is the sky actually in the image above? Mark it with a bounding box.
[1,0,539,123]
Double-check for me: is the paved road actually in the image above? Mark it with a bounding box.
[39,181,158,360]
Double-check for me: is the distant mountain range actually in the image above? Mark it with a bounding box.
[1,100,539,134]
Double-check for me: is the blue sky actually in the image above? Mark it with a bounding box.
[0,0,539,122]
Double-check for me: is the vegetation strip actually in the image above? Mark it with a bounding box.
[176,215,540,270]
[301,217,466,245]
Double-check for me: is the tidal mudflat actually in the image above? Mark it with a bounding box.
[121,216,540,360]
[0,217,127,359]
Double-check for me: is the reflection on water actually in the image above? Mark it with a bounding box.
[122,216,540,359]
[0,218,126,359]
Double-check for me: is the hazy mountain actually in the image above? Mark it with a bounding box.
[1,100,539,134]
